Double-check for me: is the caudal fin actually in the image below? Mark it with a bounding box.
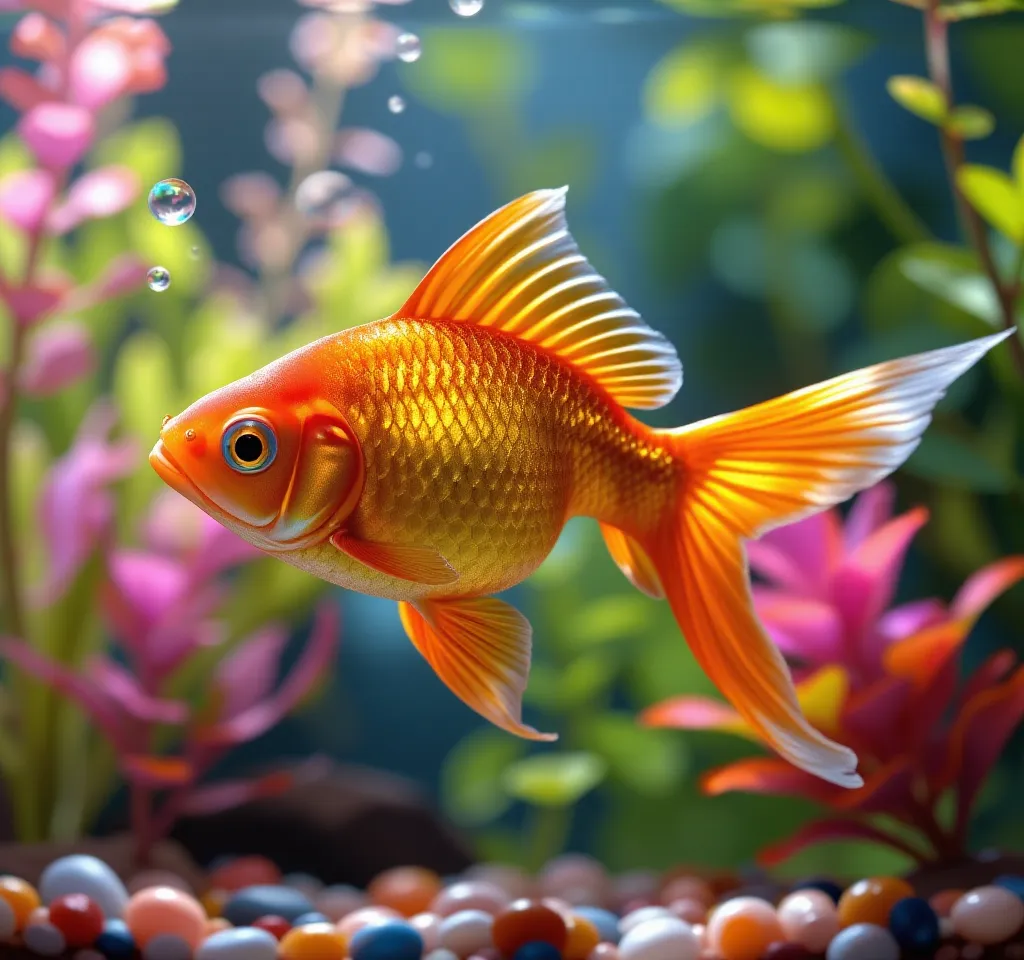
[646,329,1015,788]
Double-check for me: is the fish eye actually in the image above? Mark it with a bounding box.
[222,418,277,474]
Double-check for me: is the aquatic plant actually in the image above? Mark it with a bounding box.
[643,481,1024,865]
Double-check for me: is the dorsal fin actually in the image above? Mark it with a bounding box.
[394,188,683,410]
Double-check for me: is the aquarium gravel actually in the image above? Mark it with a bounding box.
[3,854,1024,959]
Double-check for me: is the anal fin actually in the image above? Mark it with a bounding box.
[397,596,557,742]
[599,523,665,599]
[331,533,458,585]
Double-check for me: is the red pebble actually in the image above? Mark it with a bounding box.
[253,914,292,939]
[49,893,104,948]
[493,900,568,955]
[762,943,815,960]
[207,856,282,891]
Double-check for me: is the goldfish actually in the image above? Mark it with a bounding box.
[150,188,1015,788]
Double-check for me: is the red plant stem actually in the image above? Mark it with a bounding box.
[923,0,1024,375]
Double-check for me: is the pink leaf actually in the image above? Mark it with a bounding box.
[951,556,1024,620]
[103,550,189,645]
[840,675,912,760]
[0,169,55,231]
[68,36,132,110]
[85,253,148,303]
[942,667,1024,832]
[49,165,140,234]
[11,12,64,61]
[700,756,842,805]
[834,758,915,815]
[2,282,65,327]
[20,320,95,396]
[0,637,128,749]
[178,755,331,816]
[88,656,188,724]
[758,817,927,867]
[957,649,1018,711]
[875,598,947,645]
[640,695,742,732]
[335,128,402,176]
[751,590,843,665]
[215,625,290,721]
[0,67,56,112]
[843,481,896,550]
[17,102,95,170]
[87,0,178,11]
[196,604,339,745]
[219,172,281,220]
[121,754,194,788]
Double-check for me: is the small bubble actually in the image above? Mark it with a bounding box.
[148,178,196,226]
[184,428,197,442]
[147,266,171,292]
[395,32,421,63]
[414,151,433,169]
[295,170,354,226]
[450,0,484,14]
[189,246,201,260]
[388,95,406,114]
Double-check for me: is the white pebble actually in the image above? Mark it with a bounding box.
[23,922,66,957]
[437,909,494,955]
[143,932,193,960]
[410,913,442,952]
[0,896,15,939]
[826,923,900,960]
[619,906,674,935]
[39,854,129,919]
[424,951,459,960]
[196,927,278,960]
[618,916,700,960]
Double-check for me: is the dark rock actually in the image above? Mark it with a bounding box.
[222,885,314,925]
[905,854,1024,899]
[0,833,205,892]
[169,761,474,887]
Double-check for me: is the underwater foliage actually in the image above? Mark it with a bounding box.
[0,0,421,850]
[643,481,1024,865]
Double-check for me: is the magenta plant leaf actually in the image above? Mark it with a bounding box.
[2,282,65,327]
[20,320,96,396]
[0,169,55,232]
[842,480,896,551]
[0,67,55,112]
[215,624,290,721]
[49,165,140,234]
[195,603,339,745]
[121,754,194,788]
[177,755,332,816]
[17,102,95,169]
[751,590,842,664]
[758,817,930,867]
[88,657,188,725]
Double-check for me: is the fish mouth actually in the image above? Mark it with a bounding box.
[149,439,223,519]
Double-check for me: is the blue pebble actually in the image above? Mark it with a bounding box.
[995,874,1024,901]
[349,921,424,960]
[293,911,330,926]
[793,877,843,903]
[573,906,619,944]
[889,897,940,951]
[95,919,135,960]
[513,943,563,960]
[222,885,315,926]
[826,923,899,960]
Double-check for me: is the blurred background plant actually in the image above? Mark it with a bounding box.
[0,0,1023,884]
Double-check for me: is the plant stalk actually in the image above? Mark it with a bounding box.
[922,0,1024,374]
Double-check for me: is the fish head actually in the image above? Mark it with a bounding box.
[149,371,364,552]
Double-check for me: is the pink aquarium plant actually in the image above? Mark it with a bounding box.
[643,482,1024,865]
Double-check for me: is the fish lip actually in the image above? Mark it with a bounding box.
[149,439,222,518]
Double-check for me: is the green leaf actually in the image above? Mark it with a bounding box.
[442,728,527,824]
[939,0,1024,20]
[1013,133,1024,187]
[745,22,872,85]
[502,751,607,808]
[957,165,1024,241]
[569,595,653,648]
[401,29,533,115]
[904,429,1013,492]
[946,105,995,140]
[898,243,1002,326]
[643,44,724,129]
[582,713,687,797]
[886,75,947,125]
[727,66,834,153]
[657,0,844,16]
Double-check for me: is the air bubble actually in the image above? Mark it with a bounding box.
[450,0,484,15]
[147,178,196,226]
[388,95,406,114]
[395,32,421,63]
[147,266,171,292]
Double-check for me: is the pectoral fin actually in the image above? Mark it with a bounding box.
[599,523,665,599]
[397,596,557,742]
[330,533,458,585]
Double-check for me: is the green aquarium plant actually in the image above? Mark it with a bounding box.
[0,0,421,853]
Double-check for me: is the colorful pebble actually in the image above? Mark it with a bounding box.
[619,906,673,935]
[195,926,279,960]
[950,885,1024,944]
[39,856,129,920]
[0,896,16,940]
[928,889,964,918]
[617,915,700,960]
[0,875,42,931]
[207,857,282,892]
[142,932,192,960]
[792,878,843,904]
[437,909,495,955]
[277,922,347,960]
[995,874,1024,901]
[369,867,443,918]
[410,912,442,952]
[124,886,207,949]
[349,920,425,960]
[513,942,562,960]
[825,922,899,960]
[433,882,510,918]
[223,886,315,926]
[705,896,783,960]
[776,890,838,953]
[336,906,404,940]
[23,919,68,957]
[565,913,601,960]
[293,911,329,926]
[836,877,914,928]
[762,943,815,960]
[253,915,292,939]
[49,893,105,947]
[887,896,939,952]
[574,906,619,945]
[94,918,135,959]
[493,900,567,954]
[314,886,365,923]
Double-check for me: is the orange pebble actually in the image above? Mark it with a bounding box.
[207,856,282,892]
[0,876,41,931]
[837,877,915,928]
[278,921,347,960]
[367,867,442,917]
[204,918,231,936]
[565,914,601,960]
[661,877,714,909]
[124,886,207,948]
[706,897,783,960]
[201,889,228,919]
[929,889,965,918]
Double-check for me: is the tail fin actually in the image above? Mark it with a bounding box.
[645,329,1014,788]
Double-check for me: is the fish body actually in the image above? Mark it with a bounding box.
[151,188,1015,787]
